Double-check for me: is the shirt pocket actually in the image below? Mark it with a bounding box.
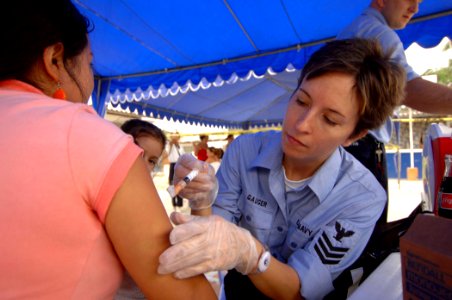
[268,216,287,249]
[242,204,273,230]
[282,219,317,258]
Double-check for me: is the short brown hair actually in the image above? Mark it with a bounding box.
[299,38,406,137]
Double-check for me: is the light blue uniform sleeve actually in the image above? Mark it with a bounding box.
[337,8,419,81]
[288,184,386,299]
[290,220,373,299]
[212,137,244,224]
[375,28,419,81]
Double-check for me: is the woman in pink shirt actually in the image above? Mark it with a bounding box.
[0,1,215,299]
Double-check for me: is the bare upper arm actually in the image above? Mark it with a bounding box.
[105,157,216,300]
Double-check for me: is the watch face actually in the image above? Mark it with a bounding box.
[263,256,270,267]
[258,251,271,273]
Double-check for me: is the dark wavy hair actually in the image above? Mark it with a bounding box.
[298,38,406,137]
[121,119,167,149]
[0,0,92,81]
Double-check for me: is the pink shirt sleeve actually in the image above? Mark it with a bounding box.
[95,144,142,222]
[67,106,142,223]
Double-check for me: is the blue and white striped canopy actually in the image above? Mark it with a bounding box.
[74,0,452,128]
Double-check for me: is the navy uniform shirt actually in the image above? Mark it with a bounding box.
[213,131,386,300]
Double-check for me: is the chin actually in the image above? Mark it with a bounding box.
[389,19,407,30]
[282,142,309,159]
[398,20,410,29]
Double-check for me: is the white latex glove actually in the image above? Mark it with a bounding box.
[158,212,259,279]
[173,153,218,210]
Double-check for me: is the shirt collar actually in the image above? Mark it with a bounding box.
[250,131,343,203]
[251,131,284,170]
[308,148,342,202]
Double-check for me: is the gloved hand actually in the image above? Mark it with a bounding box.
[173,153,218,210]
[158,212,259,279]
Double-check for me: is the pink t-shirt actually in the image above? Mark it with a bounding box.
[0,80,142,299]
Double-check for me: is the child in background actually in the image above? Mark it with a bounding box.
[121,119,167,174]
[206,147,224,174]
[167,132,184,211]
[224,134,235,150]
[194,134,209,161]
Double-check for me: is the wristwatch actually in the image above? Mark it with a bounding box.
[256,247,271,273]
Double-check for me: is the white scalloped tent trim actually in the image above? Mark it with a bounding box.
[108,64,297,104]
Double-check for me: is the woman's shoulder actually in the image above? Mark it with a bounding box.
[235,130,280,144]
[226,130,281,161]
[338,147,386,196]
[70,104,122,133]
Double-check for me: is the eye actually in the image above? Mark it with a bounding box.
[296,98,308,106]
[324,116,338,126]
[148,159,157,166]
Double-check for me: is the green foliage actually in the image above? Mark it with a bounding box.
[424,60,452,85]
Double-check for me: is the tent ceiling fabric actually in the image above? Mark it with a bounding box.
[74,0,452,129]
[109,68,301,129]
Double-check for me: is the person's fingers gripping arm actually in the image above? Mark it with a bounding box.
[105,157,216,300]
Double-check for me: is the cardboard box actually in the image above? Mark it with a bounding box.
[400,214,452,299]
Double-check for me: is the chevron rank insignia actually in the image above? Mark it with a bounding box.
[314,222,355,265]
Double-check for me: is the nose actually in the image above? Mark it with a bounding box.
[295,108,315,134]
[409,1,419,14]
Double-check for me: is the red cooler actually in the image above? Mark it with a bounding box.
[422,123,452,215]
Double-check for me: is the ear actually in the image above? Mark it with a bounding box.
[376,0,386,9]
[371,0,385,10]
[42,43,65,82]
[342,129,368,147]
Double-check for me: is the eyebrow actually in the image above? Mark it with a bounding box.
[298,88,347,119]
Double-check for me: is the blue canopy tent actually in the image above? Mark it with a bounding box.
[73,0,452,129]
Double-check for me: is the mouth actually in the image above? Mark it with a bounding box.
[286,133,308,148]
